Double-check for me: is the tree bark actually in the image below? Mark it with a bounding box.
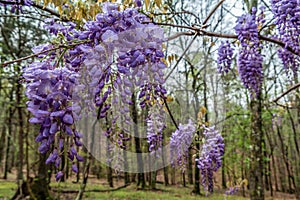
[132,93,145,188]
[30,153,51,199]
[4,88,14,179]
[188,148,193,185]
[162,133,169,186]
[249,97,264,200]
[16,78,24,194]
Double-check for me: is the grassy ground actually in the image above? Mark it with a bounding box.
[0,178,296,200]
[0,180,16,199]
[80,185,247,200]
[0,178,248,200]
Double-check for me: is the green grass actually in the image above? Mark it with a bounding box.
[0,180,17,199]
[0,179,248,200]
[52,181,249,200]
[83,187,247,200]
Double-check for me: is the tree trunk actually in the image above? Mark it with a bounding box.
[182,172,186,187]
[16,79,24,194]
[188,148,193,185]
[249,97,264,200]
[222,156,226,189]
[293,74,300,199]
[193,134,201,194]
[271,153,279,191]
[276,121,294,192]
[162,131,169,186]
[30,154,51,199]
[0,125,6,167]
[171,167,176,185]
[4,88,14,179]
[124,149,130,185]
[132,93,145,188]
[106,140,113,188]
[151,171,157,189]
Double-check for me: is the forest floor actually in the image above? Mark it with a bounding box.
[0,175,297,200]
[0,170,295,200]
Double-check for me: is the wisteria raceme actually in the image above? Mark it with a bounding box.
[170,120,196,172]
[217,41,234,74]
[24,2,167,179]
[104,134,129,174]
[147,105,166,155]
[271,0,300,73]
[234,8,264,98]
[237,47,263,97]
[68,2,167,123]
[44,18,77,39]
[23,59,83,180]
[196,126,224,193]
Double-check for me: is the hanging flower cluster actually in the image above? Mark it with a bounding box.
[24,2,167,180]
[196,126,224,193]
[234,8,264,98]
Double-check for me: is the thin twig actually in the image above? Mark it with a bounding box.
[160,21,300,55]
[0,41,89,67]
[272,82,300,103]
[165,32,198,80]
[31,2,69,21]
[202,0,225,25]
[259,35,299,56]
[152,10,199,20]
[0,46,59,66]
[0,0,69,21]
[163,98,178,129]
[155,22,197,31]
[199,29,238,39]
[167,32,195,41]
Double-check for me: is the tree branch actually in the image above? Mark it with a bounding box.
[165,32,198,80]
[202,0,225,25]
[0,41,89,67]
[272,82,300,103]
[0,0,69,21]
[163,98,178,129]
[161,22,300,56]
[167,32,195,41]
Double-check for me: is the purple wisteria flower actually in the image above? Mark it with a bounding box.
[235,9,264,98]
[147,105,166,155]
[24,2,167,179]
[55,171,64,181]
[271,0,300,74]
[217,41,234,74]
[196,125,224,193]
[135,0,143,7]
[170,120,196,172]
[23,59,83,179]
